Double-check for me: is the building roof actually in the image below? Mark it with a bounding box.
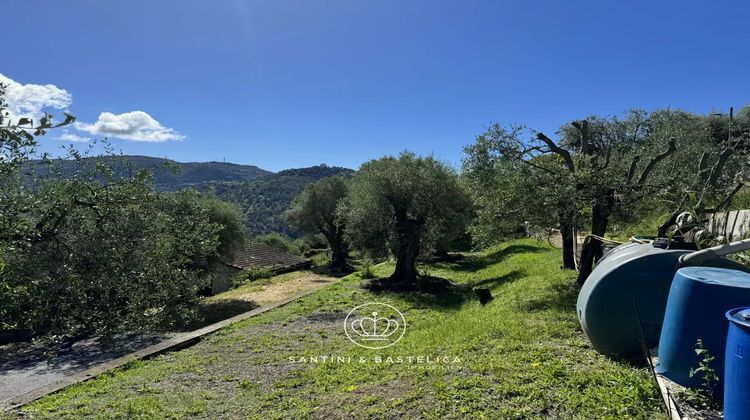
[226,242,312,273]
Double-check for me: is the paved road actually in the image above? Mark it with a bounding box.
[0,332,176,408]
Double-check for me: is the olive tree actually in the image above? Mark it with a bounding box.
[0,86,247,339]
[0,84,73,334]
[285,176,349,268]
[657,107,750,238]
[192,191,247,259]
[341,152,472,286]
[463,125,577,267]
[464,111,685,285]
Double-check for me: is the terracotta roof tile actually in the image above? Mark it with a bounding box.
[227,242,311,272]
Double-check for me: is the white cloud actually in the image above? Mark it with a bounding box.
[1,73,183,142]
[0,73,72,122]
[57,130,90,142]
[76,111,184,142]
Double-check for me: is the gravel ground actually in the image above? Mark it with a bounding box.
[0,270,337,410]
[0,332,175,408]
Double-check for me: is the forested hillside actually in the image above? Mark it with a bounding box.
[29,155,271,190]
[30,156,354,237]
[197,165,354,236]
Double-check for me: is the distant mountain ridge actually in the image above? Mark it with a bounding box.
[31,155,354,236]
[30,155,272,191]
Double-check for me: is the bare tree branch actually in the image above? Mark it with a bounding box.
[536,132,575,173]
[626,155,640,183]
[698,152,710,173]
[637,137,677,185]
[716,182,745,212]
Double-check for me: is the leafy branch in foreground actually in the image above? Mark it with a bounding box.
[0,86,247,340]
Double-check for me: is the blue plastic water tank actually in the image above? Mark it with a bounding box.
[724,307,750,420]
[657,268,750,388]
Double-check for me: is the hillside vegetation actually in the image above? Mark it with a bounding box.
[29,155,271,190]
[198,165,354,236]
[30,156,354,236]
[25,239,662,418]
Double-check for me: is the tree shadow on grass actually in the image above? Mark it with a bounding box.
[187,299,260,330]
[519,281,579,313]
[472,270,525,289]
[446,244,548,272]
[310,263,355,278]
[363,271,524,312]
[390,287,470,312]
[363,276,471,311]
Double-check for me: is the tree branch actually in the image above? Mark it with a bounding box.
[626,155,641,183]
[593,147,612,173]
[716,182,745,212]
[637,137,677,185]
[519,158,558,176]
[573,120,594,155]
[698,152,710,173]
[705,147,734,188]
[536,132,575,173]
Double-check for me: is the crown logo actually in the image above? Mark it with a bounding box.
[344,303,406,349]
[351,312,400,341]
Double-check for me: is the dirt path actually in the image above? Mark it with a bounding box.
[213,271,337,307]
[0,270,338,410]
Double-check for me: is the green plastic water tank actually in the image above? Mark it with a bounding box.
[577,242,750,358]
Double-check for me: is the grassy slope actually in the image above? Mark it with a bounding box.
[23,239,662,419]
[192,270,334,329]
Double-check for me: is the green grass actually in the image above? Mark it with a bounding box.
[216,270,310,299]
[22,239,663,419]
[308,251,330,267]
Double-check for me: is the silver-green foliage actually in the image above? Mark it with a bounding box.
[0,86,245,339]
[340,152,472,282]
[285,176,349,267]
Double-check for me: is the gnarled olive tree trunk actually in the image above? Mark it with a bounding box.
[325,226,349,269]
[390,215,423,285]
[576,189,614,286]
[559,204,578,270]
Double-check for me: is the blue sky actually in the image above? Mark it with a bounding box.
[3,1,749,171]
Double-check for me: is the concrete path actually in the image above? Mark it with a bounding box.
[0,271,337,410]
[0,332,175,407]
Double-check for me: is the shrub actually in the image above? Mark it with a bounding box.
[233,266,274,287]
[290,234,327,256]
[359,259,375,279]
[0,90,250,340]
[1,174,224,338]
[255,232,300,254]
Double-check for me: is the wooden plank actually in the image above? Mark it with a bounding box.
[654,371,684,420]
[708,210,750,241]
[1,282,333,411]
[649,351,683,420]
